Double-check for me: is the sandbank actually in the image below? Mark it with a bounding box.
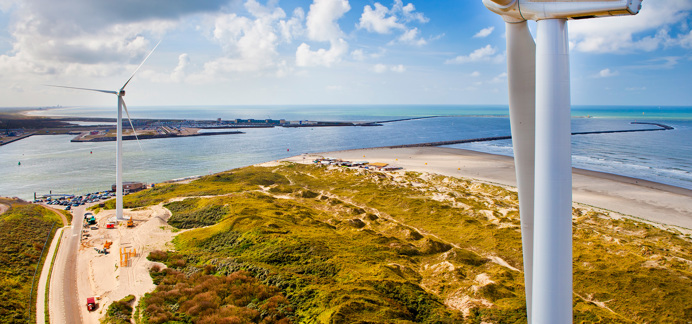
[280,146,692,230]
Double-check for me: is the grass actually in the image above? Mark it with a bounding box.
[0,198,62,324]
[103,294,136,324]
[122,164,690,323]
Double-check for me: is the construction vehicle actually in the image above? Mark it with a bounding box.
[86,297,97,311]
[106,222,115,229]
[104,241,112,249]
[127,216,134,227]
[94,247,109,254]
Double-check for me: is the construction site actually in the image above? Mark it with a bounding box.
[74,203,180,323]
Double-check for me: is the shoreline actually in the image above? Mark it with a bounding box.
[278,146,692,230]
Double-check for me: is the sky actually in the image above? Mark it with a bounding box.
[0,0,691,108]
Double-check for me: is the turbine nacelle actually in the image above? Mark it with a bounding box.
[119,90,126,97]
[483,0,642,22]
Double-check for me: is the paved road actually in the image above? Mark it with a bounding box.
[35,227,63,324]
[49,205,85,324]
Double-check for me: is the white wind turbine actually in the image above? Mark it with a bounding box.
[481,1,642,323]
[50,41,161,221]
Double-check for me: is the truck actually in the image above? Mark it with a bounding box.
[86,297,97,311]
[84,212,97,225]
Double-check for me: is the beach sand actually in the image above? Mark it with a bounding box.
[280,146,692,231]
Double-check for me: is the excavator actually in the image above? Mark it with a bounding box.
[127,216,134,227]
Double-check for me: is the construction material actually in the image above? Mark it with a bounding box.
[119,246,138,267]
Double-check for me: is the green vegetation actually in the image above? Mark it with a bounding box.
[124,164,691,323]
[0,198,61,324]
[60,209,72,225]
[164,198,229,229]
[103,295,136,324]
[139,267,291,323]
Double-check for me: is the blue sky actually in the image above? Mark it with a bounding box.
[0,0,690,107]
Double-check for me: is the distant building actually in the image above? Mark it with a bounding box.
[111,182,146,193]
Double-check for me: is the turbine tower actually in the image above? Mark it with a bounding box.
[50,41,160,221]
[481,1,642,323]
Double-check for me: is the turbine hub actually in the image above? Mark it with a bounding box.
[119,90,126,97]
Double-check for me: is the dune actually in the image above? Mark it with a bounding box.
[280,146,692,231]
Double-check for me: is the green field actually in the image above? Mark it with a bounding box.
[0,198,62,323]
[115,163,691,323]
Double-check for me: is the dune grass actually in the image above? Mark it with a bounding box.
[129,163,691,323]
[0,199,62,324]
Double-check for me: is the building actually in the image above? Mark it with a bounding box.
[111,182,146,193]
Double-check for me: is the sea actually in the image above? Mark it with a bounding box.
[1,105,690,200]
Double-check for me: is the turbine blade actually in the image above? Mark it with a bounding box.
[505,20,536,323]
[121,99,143,152]
[121,40,161,91]
[46,85,117,95]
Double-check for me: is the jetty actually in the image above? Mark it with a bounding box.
[71,130,244,142]
[381,122,674,149]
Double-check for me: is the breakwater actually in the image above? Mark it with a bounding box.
[382,122,674,149]
[71,130,244,142]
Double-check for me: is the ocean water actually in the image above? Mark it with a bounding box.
[2,105,691,200]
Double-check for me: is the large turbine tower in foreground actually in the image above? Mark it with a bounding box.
[50,41,160,221]
[482,1,642,323]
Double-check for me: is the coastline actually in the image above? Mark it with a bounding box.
[278,146,692,230]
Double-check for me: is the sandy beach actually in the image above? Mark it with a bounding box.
[281,146,692,231]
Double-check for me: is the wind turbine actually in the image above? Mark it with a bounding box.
[481,1,642,323]
[50,41,161,221]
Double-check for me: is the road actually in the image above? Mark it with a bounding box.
[49,205,85,324]
[35,227,63,324]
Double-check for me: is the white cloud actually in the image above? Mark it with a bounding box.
[206,1,287,74]
[680,30,692,48]
[445,45,504,64]
[636,56,683,70]
[470,71,481,77]
[373,63,388,73]
[357,0,428,46]
[279,7,305,43]
[296,38,348,67]
[171,53,190,82]
[305,0,350,42]
[351,49,366,61]
[395,28,426,46]
[359,3,403,34]
[569,0,692,53]
[391,64,406,73]
[491,72,507,83]
[473,26,494,38]
[0,0,234,84]
[373,63,406,73]
[296,0,351,67]
[596,68,618,78]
